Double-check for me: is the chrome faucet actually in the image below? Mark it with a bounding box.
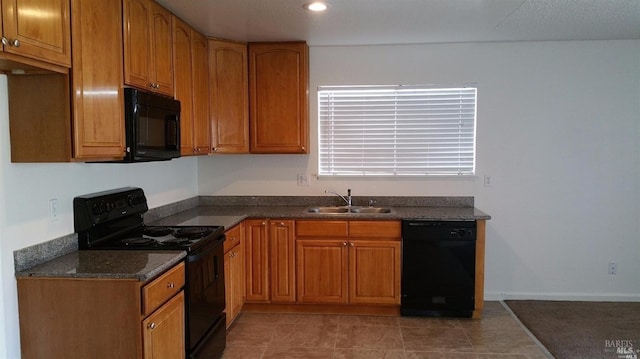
[325,188,352,206]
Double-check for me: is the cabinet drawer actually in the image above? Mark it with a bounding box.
[142,261,185,316]
[348,221,401,239]
[224,224,243,253]
[296,220,348,237]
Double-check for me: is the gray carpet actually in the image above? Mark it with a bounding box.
[505,300,640,359]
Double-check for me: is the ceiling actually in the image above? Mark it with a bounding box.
[156,0,640,46]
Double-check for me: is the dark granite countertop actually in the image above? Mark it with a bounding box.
[15,250,186,281]
[149,198,491,229]
[14,196,489,277]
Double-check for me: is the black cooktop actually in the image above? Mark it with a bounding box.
[87,225,225,252]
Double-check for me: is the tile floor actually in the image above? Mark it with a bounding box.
[222,302,550,359]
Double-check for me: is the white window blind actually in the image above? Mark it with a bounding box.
[318,85,477,177]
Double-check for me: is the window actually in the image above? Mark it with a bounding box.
[318,85,477,177]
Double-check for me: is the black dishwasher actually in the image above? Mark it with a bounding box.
[401,220,476,317]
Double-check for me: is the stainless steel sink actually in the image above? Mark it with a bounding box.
[304,206,392,214]
[305,206,350,213]
[348,207,392,213]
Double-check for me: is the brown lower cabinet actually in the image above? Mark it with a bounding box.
[241,218,485,317]
[17,262,185,359]
[243,219,296,303]
[224,223,245,327]
[295,220,402,305]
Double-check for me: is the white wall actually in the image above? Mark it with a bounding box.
[199,40,640,301]
[0,74,199,358]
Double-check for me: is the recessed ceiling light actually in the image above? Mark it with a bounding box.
[303,2,327,12]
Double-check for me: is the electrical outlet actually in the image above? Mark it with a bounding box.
[608,262,617,275]
[483,175,493,188]
[297,174,310,186]
[49,199,59,221]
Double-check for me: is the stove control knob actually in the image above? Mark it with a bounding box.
[96,202,106,214]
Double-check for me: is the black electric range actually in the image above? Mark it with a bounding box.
[73,187,227,359]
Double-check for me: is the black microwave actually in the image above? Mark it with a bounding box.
[123,88,181,162]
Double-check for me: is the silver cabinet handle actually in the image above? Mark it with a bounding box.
[342,242,347,246]
[1,37,8,46]
[167,282,175,289]
[148,322,156,329]
[12,39,19,47]
[349,242,354,247]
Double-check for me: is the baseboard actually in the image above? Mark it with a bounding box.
[485,291,640,302]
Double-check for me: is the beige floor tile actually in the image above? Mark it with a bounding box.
[402,326,474,352]
[220,345,266,359]
[475,354,534,359]
[405,352,479,359]
[334,348,406,359]
[398,316,462,329]
[221,302,549,358]
[262,346,335,359]
[270,323,338,348]
[226,321,275,347]
[236,312,286,324]
[336,324,404,350]
[278,313,341,325]
[337,315,399,327]
[467,330,543,355]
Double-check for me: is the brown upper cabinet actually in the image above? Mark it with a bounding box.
[248,42,309,154]
[209,39,249,153]
[9,0,124,162]
[173,17,209,156]
[190,30,211,154]
[0,0,71,69]
[71,0,125,160]
[123,0,174,96]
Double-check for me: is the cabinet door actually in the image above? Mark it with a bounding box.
[296,239,348,304]
[349,240,401,305]
[224,246,232,327]
[231,241,245,321]
[142,291,185,359]
[123,0,152,89]
[225,245,245,328]
[270,220,295,303]
[209,39,249,153]
[191,30,210,154]
[244,219,270,302]
[248,41,308,154]
[224,224,245,327]
[149,2,173,96]
[1,0,71,67]
[172,17,194,155]
[70,0,125,160]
